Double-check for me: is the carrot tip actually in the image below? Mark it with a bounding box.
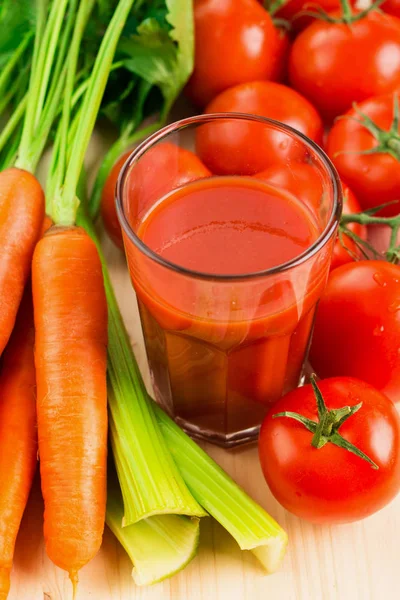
[69,570,78,600]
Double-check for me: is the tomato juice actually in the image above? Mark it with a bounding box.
[123,174,333,445]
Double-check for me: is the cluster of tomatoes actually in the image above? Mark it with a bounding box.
[184,0,400,526]
[102,0,400,525]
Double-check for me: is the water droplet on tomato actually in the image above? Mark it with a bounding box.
[373,325,385,336]
[373,272,388,287]
[279,140,288,150]
[388,300,400,313]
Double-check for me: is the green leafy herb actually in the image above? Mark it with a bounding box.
[88,0,194,218]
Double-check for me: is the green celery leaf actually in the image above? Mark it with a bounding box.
[166,0,194,88]
[118,0,194,113]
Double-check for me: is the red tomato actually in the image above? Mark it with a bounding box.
[331,183,366,270]
[185,0,279,108]
[309,261,400,403]
[382,0,400,18]
[101,143,211,248]
[101,151,130,249]
[196,81,323,175]
[269,26,291,83]
[253,163,365,269]
[326,93,400,216]
[259,377,400,523]
[254,161,325,216]
[289,11,400,121]
[276,0,342,31]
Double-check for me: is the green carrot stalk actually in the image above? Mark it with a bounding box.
[0,34,32,101]
[15,0,73,172]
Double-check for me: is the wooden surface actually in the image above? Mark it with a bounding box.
[8,230,400,600]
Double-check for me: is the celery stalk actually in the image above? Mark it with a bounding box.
[107,482,200,585]
[106,273,206,524]
[154,404,288,573]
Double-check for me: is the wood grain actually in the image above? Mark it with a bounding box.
[8,231,400,600]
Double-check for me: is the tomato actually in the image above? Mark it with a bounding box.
[101,143,211,248]
[326,93,400,216]
[196,81,323,175]
[259,376,400,523]
[101,151,130,249]
[254,161,324,216]
[254,162,365,270]
[382,0,400,18]
[331,183,366,270]
[275,0,342,31]
[289,11,400,121]
[269,26,291,83]
[309,261,400,403]
[185,0,279,108]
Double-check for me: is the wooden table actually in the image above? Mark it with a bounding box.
[8,231,400,600]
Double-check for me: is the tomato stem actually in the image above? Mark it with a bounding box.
[388,137,400,158]
[339,0,353,22]
[335,94,400,161]
[302,0,385,25]
[272,375,379,469]
[264,0,287,17]
[272,17,291,31]
[340,204,400,263]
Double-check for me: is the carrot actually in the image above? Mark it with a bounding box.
[0,290,38,600]
[32,226,108,585]
[30,0,133,587]
[40,215,53,238]
[0,168,44,356]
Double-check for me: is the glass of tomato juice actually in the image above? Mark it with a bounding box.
[116,114,342,447]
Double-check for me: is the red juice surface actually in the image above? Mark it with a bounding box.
[139,177,317,275]
[128,176,328,444]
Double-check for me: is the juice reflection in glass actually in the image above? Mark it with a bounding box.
[116,114,342,447]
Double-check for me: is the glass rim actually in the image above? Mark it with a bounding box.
[115,112,342,282]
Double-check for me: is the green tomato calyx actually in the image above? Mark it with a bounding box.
[337,93,400,161]
[273,375,379,469]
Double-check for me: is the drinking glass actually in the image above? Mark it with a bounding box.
[116,114,342,447]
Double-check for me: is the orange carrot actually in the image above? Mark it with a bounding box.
[0,290,38,600]
[0,168,44,356]
[32,226,108,584]
[40,215,53,237]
